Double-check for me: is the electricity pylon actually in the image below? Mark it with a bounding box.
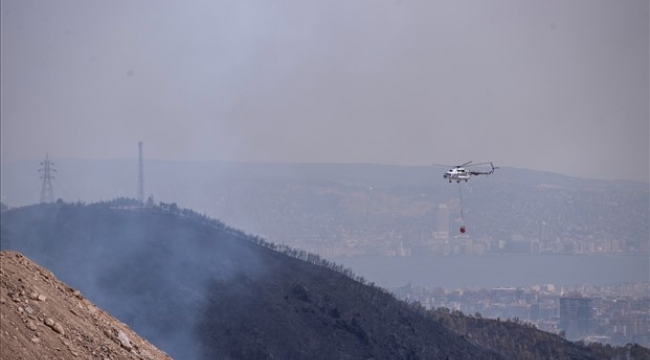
[39,154,56,204]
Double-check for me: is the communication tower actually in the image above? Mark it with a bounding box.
[137,141,144,204]
[39,154,56,204]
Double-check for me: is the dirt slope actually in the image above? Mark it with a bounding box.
[0,251,173,360]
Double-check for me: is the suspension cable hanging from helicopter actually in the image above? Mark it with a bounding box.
[458,182,466,234]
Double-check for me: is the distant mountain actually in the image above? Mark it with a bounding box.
[2,201,646,359]
[2,160,647,257]
[3,160,646,208]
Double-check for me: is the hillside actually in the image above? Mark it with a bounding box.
[0,250,172,360]
[1,201,648,359]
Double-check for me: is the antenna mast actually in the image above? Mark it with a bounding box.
[137,141,144,204]
[39,154,56,204]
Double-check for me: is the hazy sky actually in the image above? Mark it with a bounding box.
[1,1,648,182]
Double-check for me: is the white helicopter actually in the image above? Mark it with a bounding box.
[434,161,498,183]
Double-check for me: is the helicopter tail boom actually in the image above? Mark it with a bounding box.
[468,162,499,176]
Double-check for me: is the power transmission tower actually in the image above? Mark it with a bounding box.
[137,141,144,205]
[39,154,56,204]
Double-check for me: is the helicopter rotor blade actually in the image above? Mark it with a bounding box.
[464,161,493,168]
[432,161,497,169]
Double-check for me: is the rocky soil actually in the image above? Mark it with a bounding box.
[0,251,173,360]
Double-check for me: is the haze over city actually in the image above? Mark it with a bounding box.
[1,1,650,355]
[1,0,648,182]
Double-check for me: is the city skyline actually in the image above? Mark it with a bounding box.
[393,282,649,347]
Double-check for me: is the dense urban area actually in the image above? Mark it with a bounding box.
[285,200,648,258]
[392,282,649,347]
